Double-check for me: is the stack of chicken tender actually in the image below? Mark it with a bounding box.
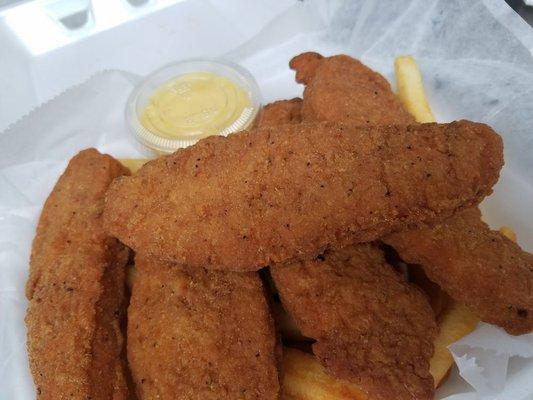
[26,53,533,400]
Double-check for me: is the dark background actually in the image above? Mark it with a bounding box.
[505,0,533,26]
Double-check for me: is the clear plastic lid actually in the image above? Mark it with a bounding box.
[125,58,261,155]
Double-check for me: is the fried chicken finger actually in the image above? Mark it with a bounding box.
[25,149,130,400]
[384,208,533,335]
[103,121,502,272]
[271,244,437,400]
[128,256,280,400]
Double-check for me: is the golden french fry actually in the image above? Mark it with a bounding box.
[119,158,150,173]
[282,347,368,400]
[430,302,479,387]
[395,56,436,123]
[499,226,517,242]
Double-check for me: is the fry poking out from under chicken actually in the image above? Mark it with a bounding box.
[25,149,130,400]
[128,256,280,400]
[103,121,502,271]
[271,244,437,400]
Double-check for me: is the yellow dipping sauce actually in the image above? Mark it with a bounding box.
[140,72,252,139]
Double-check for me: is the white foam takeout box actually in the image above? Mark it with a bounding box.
[1,1,533,399]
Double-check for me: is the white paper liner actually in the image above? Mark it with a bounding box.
[2,1,533,398]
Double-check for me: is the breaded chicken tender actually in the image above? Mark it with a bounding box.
[128,256,280,400]
[384,208,533,335]
[103,121,502,271]
[271,244,437,400]
[257,98,302,127]
[290,52,414,125]
[25,149,130,400]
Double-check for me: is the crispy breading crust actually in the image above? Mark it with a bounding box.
[384,208,533,335]
[271,244,437,400]
[289,52,324,85]
[25,149,130,400]
[290,53,414,125]
[103,121,502,271]
[257,98,302,127]
[128,256,280,400]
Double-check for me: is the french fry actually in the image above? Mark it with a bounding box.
[394,56,436,123]
[282,347,368,400]
[499,226,517,242]
[119,158,150,173]
[430,302,479,387]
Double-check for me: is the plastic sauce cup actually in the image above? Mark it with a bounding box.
[125,59,261,155]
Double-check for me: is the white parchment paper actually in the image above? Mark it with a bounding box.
[1,0,533,399]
